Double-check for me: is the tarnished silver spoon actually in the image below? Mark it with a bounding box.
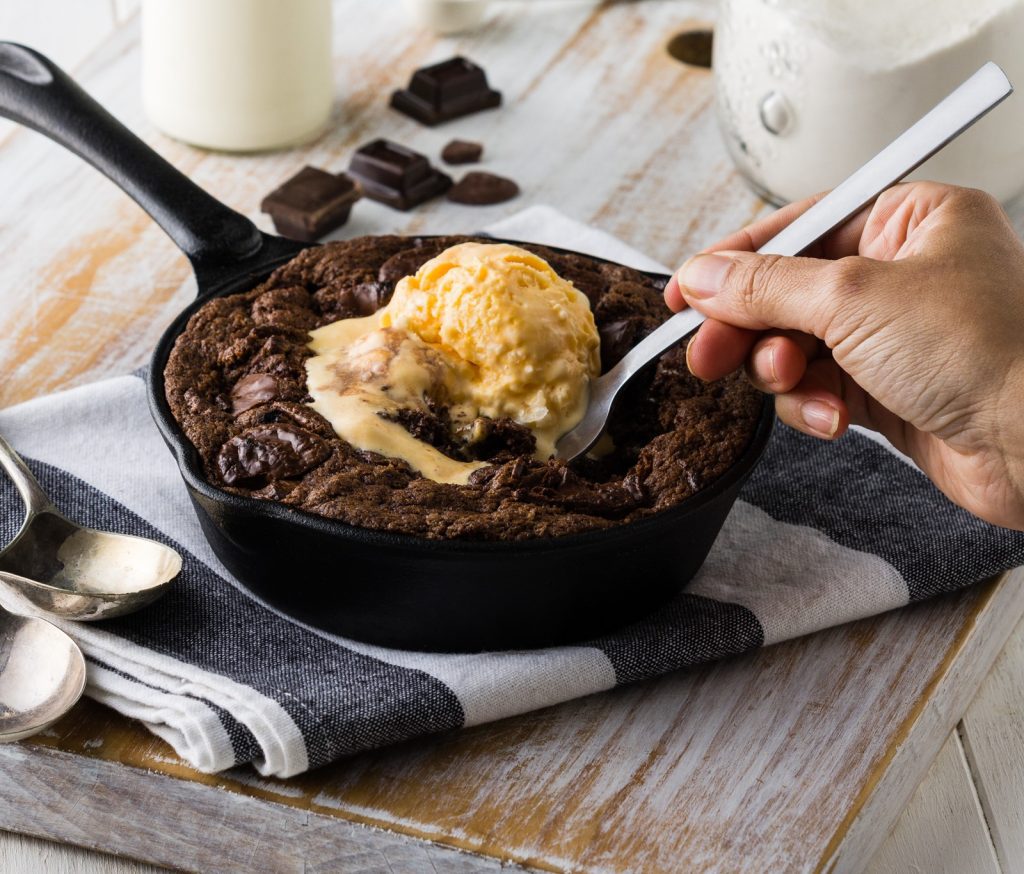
[0,433,182,620]
[555,62,1013,461]
[0,606,85,742]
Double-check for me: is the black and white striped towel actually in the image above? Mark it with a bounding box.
[2,206,1022,777]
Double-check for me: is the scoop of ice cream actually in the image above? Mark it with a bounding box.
[381,242,600,449]
[305,242,600,484]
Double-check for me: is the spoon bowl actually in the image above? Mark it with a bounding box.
[0,435,181,620]
[0,607,86,742]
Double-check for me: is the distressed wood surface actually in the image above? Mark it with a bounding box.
[2,2,1024,873]
[1,830,167,874]
[866,731,1001,874]
[960,613,1024,874]
[0,744,514,874]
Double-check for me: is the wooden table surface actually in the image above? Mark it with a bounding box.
[3,2,1024,873]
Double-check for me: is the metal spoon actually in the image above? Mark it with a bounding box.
[555,62,1014,461]
[0,606,86,742]
[0,433,182,620]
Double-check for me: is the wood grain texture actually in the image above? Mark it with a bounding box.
[865,733,1000,874]
[2,2,1024,873]
[0,744,516,874]
[1,831,167,874]
[960,612,1024,874]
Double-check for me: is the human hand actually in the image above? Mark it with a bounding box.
[663,182,1024,530]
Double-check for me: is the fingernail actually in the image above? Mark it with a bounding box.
[762,342,779,386]
[800,400,840,438]
[677,254,733,299]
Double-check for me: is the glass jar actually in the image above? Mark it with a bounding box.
[713,0,1024,205]
[141,0,333,152]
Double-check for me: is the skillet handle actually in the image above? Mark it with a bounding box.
[0,42,278,285]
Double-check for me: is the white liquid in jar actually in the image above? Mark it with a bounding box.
[141,0,334,152]
[714,0,1024,204]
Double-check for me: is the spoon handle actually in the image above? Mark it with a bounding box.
[605,61,1013,389]
[0,432,54,516]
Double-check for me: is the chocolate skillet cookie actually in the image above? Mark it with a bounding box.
[164,235,763,541]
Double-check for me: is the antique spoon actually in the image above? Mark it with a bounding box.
[0,605,86,742]
[0,433,182,620]
[555,62,1013,460]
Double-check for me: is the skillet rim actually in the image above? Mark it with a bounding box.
[146,236,776,556]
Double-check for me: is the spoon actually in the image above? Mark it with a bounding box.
[0,433,182,620]
[555,61,1014,461]
[0,605,86,742]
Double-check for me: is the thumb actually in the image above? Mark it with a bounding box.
[675,250,876,341]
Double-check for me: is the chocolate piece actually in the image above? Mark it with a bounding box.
[441,139,484,165]
[260,166,361,242]
[351,281,392,315]
[217,424,330,485]
[348,139,452,210]
[390,57,502,126]
[666,29,713,69]
[231,373,279,414]
[446,171,519,205]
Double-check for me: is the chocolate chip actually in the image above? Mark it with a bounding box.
[447,171,519,205]
[441,139,484,164]
[217,424,330,486]
[352,280,392,315]
[231,373,279,414]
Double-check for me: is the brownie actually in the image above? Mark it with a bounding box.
[163,236,763,541]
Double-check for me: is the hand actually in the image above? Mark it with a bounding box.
[663,182,1024,530]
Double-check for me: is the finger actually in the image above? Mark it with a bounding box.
[675,248,887,339]
[773,359,850,440]
[685,319,760,381]
[664,272,685,311]
[745,333,810,393]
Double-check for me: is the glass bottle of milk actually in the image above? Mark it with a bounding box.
[714,0,1024,204]
[141,0,333,152]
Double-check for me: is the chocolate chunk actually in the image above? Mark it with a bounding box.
[666,30,713,69]
[352,281,392,315]
[447,171,519,205]
[260,166,361,242]
[217,424,330,486]
[348,139,452,210]
[231,373,279,414]
[441,139,483,164]
[390,57,501,126]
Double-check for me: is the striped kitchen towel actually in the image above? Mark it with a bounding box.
[1,206,1022,777]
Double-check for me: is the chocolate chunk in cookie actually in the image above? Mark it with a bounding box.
[217,424,331,485]
[231,373,280,415]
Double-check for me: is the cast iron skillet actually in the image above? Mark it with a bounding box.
[0,44,774,652]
